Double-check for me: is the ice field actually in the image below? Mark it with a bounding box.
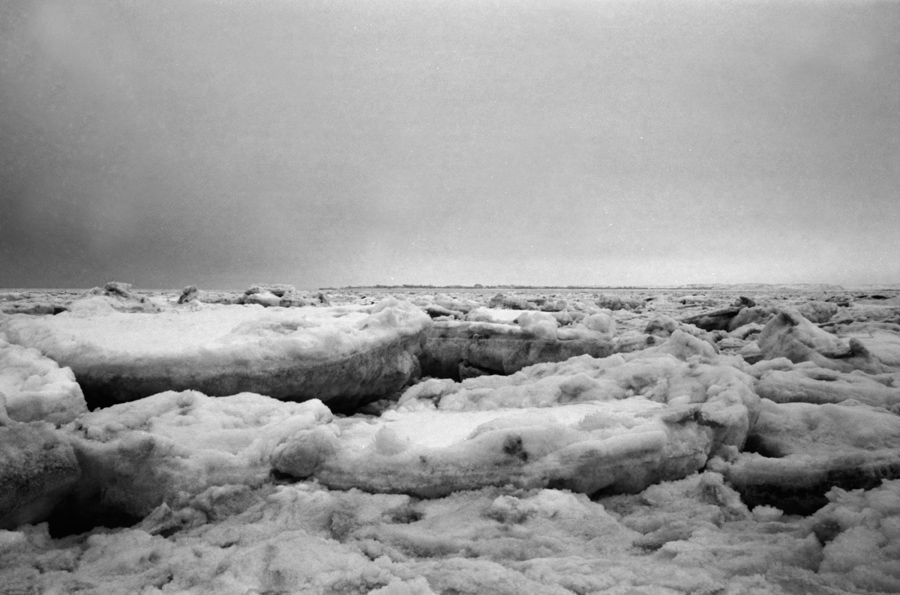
[2,282,900,594]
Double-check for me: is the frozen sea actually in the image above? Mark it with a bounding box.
[1,282,900,594]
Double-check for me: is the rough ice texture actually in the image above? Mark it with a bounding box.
[0,421,80,529]
[61,391,333,519]
[796,300,838,323]
[709,398,900,514]
[809,480,900,592]
[5,476,898,594]
[0,299,431,409]
[0,333,87,425]
[274,331,759,498]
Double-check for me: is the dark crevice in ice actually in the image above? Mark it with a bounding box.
[270,468,304,483]
[82,388,126,411]
[46,501,143,538]
[457,359,502,381]
[735,461,900,517]
[77,377,379,415]
[740,434,785,459]
[736,486,830,516]
[588,485,622,501]
[811,518,842,545]
[419,355,503,382]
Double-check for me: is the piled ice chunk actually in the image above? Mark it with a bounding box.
[0,333,87,425]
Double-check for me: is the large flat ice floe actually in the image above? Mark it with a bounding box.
[0,298,431,409]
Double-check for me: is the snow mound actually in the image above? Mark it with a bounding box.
[62,391,333,519]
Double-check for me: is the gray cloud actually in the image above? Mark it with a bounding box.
[2,0,898,288]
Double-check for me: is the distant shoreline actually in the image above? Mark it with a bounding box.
[5,283,900,294]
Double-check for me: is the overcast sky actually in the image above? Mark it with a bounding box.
[1,0,898,289]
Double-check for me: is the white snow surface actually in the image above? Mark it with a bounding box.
[1,299,418,362]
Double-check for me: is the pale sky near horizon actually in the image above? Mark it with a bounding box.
[1,0,898,289]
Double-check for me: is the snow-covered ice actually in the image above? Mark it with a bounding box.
[270,330,759,499]
[56,391,333,521]
[0,333,87,425]
[757,309,897,373]
[3,475,899,594]
[0,298,431,409]
[2,285,900,593]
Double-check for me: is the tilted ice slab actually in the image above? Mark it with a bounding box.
[274,331,760,497]
[0,298,431,409]
[0,333,87,425]
[709,397,900,514]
